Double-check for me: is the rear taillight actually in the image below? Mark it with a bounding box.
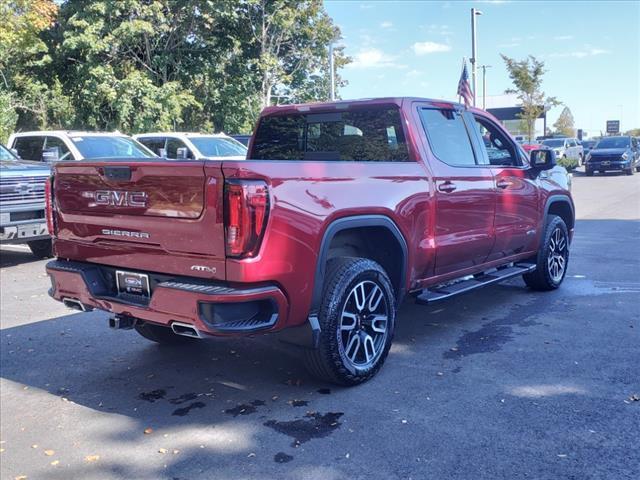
[224,179,269,258]
[45,176,56,236]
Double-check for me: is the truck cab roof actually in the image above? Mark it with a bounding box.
[260,97,469,116]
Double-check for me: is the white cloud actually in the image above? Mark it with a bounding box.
[554,35,574,41]
[413,41,451,55]
[550,48,610,59]
[498,42,520,48]
[347,48,406,69]
[478,0,511,4]
[359,3,374,9]
[380,21,393,29]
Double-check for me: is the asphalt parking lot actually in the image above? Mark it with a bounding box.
[1,169,639,480]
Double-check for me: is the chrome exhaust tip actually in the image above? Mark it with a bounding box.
[171,322,202,338]
[62,298,89,312]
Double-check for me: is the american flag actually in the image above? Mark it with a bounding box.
[457,60,473,108]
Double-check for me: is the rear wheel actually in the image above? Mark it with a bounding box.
[304,257,396,386]
[585,168,594,177]
[523,215,569,291]
[134,322,196,345]
[27,239,52,258]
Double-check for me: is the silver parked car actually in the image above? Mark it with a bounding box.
[541,137,584,165]
[0,144,52,257]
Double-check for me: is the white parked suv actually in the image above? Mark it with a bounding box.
[133,132,247,160]
[7,131,155,162]
[541,137,584,165]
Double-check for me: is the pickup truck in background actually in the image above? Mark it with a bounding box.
[45,98,574,385]
[7,131,156,162]
[133,132,247,160]
[0,144,52,257]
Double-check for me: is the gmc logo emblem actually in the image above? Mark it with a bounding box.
[83,190,148,208]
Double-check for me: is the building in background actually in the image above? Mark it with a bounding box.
[484,94,547,140]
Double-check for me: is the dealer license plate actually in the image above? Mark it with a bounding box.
[116,270,150,297]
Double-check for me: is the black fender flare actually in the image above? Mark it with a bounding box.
[309,214,409,315]
[544,194,575,229]
[278,214,409,350]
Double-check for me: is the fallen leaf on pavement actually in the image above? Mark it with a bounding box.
[44,449,54,456]
[143,427,153,435]
[158,448,167,454]
[15,476,27,480]
[31,445,38,449]
[85,455,100,462]
[50,460,59,466]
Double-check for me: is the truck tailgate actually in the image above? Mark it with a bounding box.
[53,159,226,280]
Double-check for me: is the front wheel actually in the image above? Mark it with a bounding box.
[304,257,396,386]
[27,239,53,258]
[585,168,594,177]
[625,166,634,176]
[523,215,570,291]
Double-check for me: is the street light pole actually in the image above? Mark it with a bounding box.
[481,64,491,110]
[470,8,483,107]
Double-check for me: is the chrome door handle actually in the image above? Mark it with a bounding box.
[438,181,457,193]
[496,179,512,189]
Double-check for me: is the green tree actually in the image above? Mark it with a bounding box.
[242,0,349,109]
[501,54,559,141]
[0,0,63,138]
[553,106,575,137]
[45,0,347,134]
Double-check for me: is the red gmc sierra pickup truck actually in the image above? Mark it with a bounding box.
[45,97,574,385]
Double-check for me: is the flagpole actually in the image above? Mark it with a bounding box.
[458,57,466,104]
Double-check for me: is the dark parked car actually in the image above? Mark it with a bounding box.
[585,136,640,176]
[580,140,597,157]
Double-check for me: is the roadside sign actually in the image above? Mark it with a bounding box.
[606,120,620,134]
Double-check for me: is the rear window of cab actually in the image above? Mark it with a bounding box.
[250,106,410,162]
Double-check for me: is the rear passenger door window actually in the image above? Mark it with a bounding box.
[45,136,73,161]
[418,108,477,166]
[13,136,45,162]
[138,138,166,156]
[166,139,193,159]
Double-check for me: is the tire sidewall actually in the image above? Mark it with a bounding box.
[321,260,396,380]
[537,216,570,288]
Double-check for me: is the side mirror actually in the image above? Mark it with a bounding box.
[42,147,60,162]
[176,147,189,160]
[530,149,556,170]
[9,148,20,158]
[158,148,167,158]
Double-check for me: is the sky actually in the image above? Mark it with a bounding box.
[323,0,640,136]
